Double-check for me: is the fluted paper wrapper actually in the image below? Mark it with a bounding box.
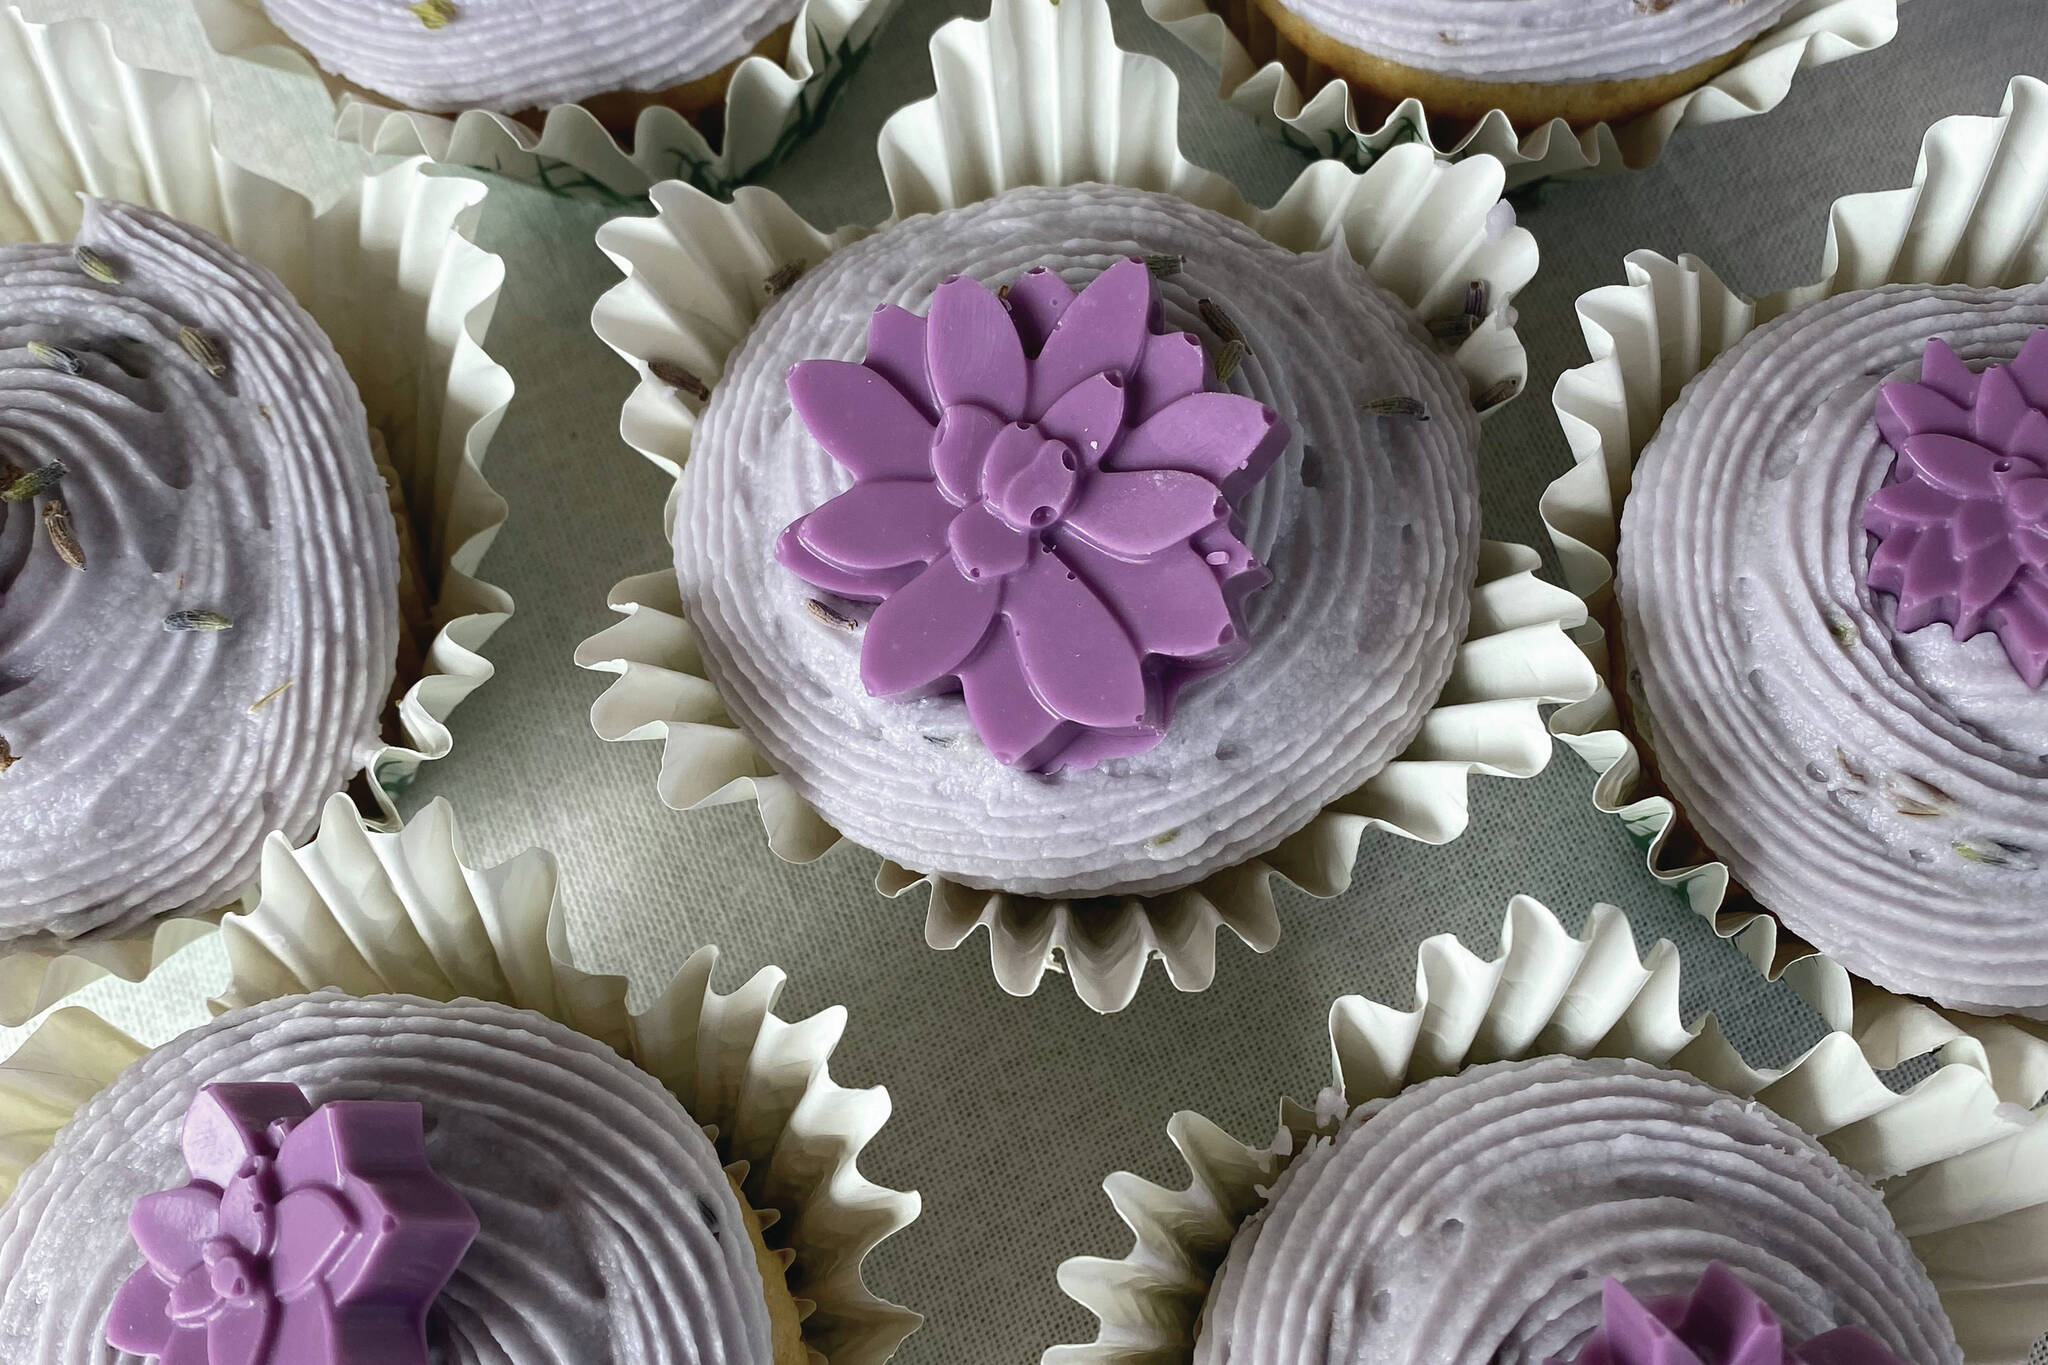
[1144,0,1897,185]
[1050,894,2048,1364]
[0,11,515,1025]
[191,0,900,200]
[1542,74,2048,1105]
[574,0,1598,1013]
[0,793,923,1363]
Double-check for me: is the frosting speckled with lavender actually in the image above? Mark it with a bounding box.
[1267,0,1803,85]
[0,199,397,948]
[0,993,777,1365]
[259,0,801,113]
[1618,284,2048,1017]
[1194,1056,1956,1365]
[673,183,1480,898]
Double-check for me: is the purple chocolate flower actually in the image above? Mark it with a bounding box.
[106,1083,477,1365]
[1555,1263,1906,1365]
[1864,331,2048,686]
[776,257,1290,772]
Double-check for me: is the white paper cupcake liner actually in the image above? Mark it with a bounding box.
[1144,0,1899,186]
[574,0,1598,1013]
[1541,74,2048,1106]
[0,10,515,1026]
[1050,893,2048,1364]
[190,0,901,201]
[0,793,923,1363]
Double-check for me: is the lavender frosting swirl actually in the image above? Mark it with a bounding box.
[0,200,396,948]
[0,993,777,1365]
[1194,1057,1957,1365]
[1264,0,1803,85]
[673,184,1480,897]
[260,0,801,113]
[1619,284,2048,1017]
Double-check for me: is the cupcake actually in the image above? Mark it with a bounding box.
[1546,77,2048,1034]
[0,796,921,1365]
[0,17,511,1025]
[1142,0,1896,181]
[194,0,899,196]
[1050,895,2048,1362]
[581,0,1595,1011]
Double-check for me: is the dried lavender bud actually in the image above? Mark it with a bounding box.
[42,498,83,569]
[27,342,83,375]
[764,262,807,297]
[179,326,227,377]
[408,0,457,26]
[1428,312,1480,344]
[0,736,15,774]
[164,609,234,633]
[1473,377,1521,412]
[1210,339,1248,383]
[73,245,119,284]
[1198,299,1245,347]
[1143,254,1185,278]
[1462,279,1489,320]
[649,359,710,402]
[1,460,66,502]
[806,599,859,631]
[1362,396,1429,420]
[248,679,295,713]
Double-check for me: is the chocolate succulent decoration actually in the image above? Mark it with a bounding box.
[107,1083,477,1365]
[1864,331,2048,685]
[775,258,1291,772]
[1555,1263,1905,1365]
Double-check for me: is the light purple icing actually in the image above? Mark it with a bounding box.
[1556,1263,1907,1365]
[105,1083,476,1365]
[776,258,1289,772]
[1864,332,2048,688]
[1256,0,1803,86]
[1617,283,2048,1017]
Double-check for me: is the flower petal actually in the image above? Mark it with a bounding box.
[948,502,1032,581]
[774,528,919,602]
[270,1188,355,1296]
[957,623,1068,769]
[2013,329,2048,408]
[927,276,1026,419]
[1920,337,1981,407]
[1902,433,2006,498]
[106,1267,177,1355]
[131,1188,222,1278]
[1954,499,2008,552]
[1108,391,1289,503]
[787,360,937,482]
[162,1326,214,1365]
[1863,475,1956,533]
[207,1296,275,1365]
[793,481,955,572]
[2009,409,2048,466]
[218,1172,274,1259]
[1036,372,1128,468]
[1996,573,2048,687]
[1877,377,1971,448]
[863,305,939,422]
[182,1085,306,1186]
[169,1266,218,1324]
[932,404,1006,504]
[1061,538,1235,659]
[1027,258,1154,419]
[1065,470,1226,558]
[1128,330,1206,424]
[862,558,1000,697]
[1005,553,1148,728]
[1975,363,2035,448]
[1959,535,2022,635]
[1004,267,1077,355]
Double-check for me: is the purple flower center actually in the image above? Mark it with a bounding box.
[775,258,1291,772]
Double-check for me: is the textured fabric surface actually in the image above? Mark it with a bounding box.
[4,2,2045,1362]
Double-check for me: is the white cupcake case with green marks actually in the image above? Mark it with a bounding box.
[1542,75,2048,1107]
[192,0,901,199]
[0,10,515,1026]
[1048,893,2048,1363]
[575,0,1597,1013]
[0,793,925,1364]
[1141,0,1898,186]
